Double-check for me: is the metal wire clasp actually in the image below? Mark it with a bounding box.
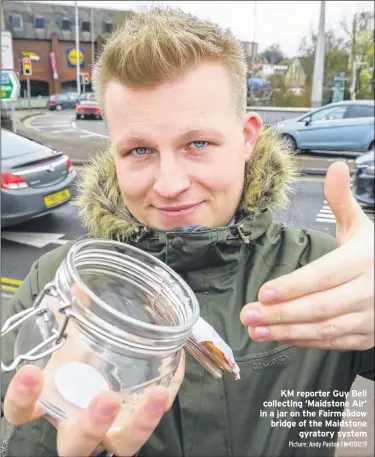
[1,281,71,372]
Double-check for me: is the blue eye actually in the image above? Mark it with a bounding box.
[190,141,209,150]
[131,147,149,156]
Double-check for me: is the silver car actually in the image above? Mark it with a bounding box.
[1,129,77,227]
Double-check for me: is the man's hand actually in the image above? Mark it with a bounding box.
[4,351,185,457]
[240,161,374,351]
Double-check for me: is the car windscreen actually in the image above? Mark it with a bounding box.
[1,129,46,159]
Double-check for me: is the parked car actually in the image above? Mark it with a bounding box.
[79,92,97,101]
[1,129,76,227]
[48,93,78,111]
[75,99,103,120]
[275,100,374,153]
[352,149,374,209]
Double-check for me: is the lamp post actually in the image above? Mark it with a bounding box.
[311,0,326,108]
[75,1,81,97]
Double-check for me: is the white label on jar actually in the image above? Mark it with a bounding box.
[54,362,110,409]
[192,317,241,380]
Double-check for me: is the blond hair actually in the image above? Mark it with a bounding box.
[93,6,248,120]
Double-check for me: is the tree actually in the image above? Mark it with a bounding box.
[298,27,350,104]
[258,44,286,65]
[340,11,374,99]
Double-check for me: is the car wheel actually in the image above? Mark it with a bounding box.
[282,134,298,151]
[56,104,63,111]
[75,114,79,120]
[80,114,85,119]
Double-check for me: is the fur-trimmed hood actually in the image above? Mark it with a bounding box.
[74,127,298,240]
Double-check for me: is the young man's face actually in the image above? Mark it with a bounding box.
[104,61,262,230]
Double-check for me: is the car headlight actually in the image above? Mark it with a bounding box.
[364,164,375,174]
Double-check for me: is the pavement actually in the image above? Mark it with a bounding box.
[8,109,358,176]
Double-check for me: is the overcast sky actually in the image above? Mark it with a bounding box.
[28,1,374,57]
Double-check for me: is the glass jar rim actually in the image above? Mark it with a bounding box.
[61,238,200,339]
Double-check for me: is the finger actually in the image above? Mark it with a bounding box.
[4,365,46,425]
[324,161,366,242]
[103,386,170,457]
[242,276,369,326]
[247,312,372,344]
[257,244,364,304]
[278,334,374,351]
[57,391,121,457]
[165,350,185,410]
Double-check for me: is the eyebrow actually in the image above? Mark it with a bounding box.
[115,129,224,151]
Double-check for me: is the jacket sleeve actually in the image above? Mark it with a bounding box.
[298,229,374,382]
[1,245,73,457]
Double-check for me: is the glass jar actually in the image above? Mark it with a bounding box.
[1,239,199,433]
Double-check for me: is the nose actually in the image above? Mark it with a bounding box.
[153,154,190,198]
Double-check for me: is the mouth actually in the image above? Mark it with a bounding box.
[155,202,203,220]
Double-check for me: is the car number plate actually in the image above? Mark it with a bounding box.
[44,188,71,207]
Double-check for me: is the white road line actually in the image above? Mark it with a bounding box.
[317,214,336,220]
[319,209,333,214]
[79,133,97,138]
[316,218,336,224]
[49,129,77,134]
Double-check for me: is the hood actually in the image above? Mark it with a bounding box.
[75,127,298,240]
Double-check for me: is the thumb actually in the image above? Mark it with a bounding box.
[324,161,362,242]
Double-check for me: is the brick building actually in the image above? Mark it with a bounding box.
[1,1,134,96]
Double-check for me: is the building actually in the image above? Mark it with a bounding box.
[284,57,314,89]
[1,1,134,96]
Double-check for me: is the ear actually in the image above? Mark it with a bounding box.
[243,112,263,161]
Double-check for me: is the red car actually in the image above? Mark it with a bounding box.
[75,100,103,120]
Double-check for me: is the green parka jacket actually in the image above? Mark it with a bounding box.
[1,129,374,457]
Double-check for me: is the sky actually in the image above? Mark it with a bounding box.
[27,1,374,57]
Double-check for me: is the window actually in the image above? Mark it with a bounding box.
[35,16,45,29]
[82,20,90,32]
[345,104,374,119]
[311,105,347,122]
[104,22,113,33]
[10,14,23,28]
[1,130,43,159]
[61,18,71,31]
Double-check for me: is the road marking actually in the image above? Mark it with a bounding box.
[1,231,68,248]
[316,202,374,224]
[1,277,23,286]
[32,122,73,127]
[1,277,23,294]
[24,113,50,129]
[1,284,18,294]
[72,121,109,138]
[49,128,76,134]
[79,133,98,138]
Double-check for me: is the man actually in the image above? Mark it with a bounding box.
[1,7,374,457]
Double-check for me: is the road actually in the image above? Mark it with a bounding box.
[2,110,374,456]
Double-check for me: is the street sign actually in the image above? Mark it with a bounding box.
[1,71,20,101]
[332,72,346,103]
[1,31,14,70]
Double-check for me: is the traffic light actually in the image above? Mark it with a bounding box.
[22,57,32,76]
[83,72,90,85]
